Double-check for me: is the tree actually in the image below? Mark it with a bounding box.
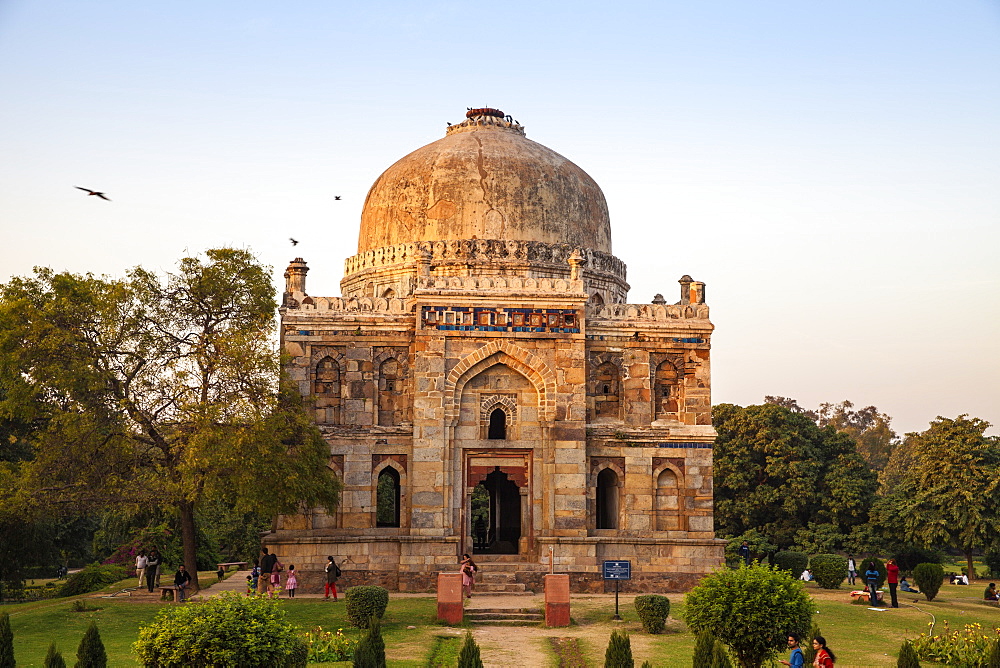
[892,416,999,581]
[896,641,920,668]
[457,631,484,668]
[685,563,812,668]
[603,629,633,668]
[0,249,340,590]
[44,642,67,668]
[75,622,107,668]
[816,400,898,471]
[713,403,876,550]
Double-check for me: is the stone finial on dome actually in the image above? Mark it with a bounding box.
[567,249,584,280]
[447,107,525,137]
[285,257,309,295]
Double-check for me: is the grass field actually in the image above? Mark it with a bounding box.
[3,574,999,666]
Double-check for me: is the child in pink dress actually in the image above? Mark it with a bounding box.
[286,565,298,598]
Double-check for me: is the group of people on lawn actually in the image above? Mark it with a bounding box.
[135,548,192,602]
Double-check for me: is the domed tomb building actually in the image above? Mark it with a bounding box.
[273,108,724,592]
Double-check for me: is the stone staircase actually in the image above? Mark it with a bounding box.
[465,607,545,626]
[472,555,548,595]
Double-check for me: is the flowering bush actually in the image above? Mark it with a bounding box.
[909,621,1000,667]
[303,626,357,662]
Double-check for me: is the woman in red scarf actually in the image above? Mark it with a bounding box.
[812,636,836,667]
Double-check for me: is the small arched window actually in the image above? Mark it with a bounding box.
[590,292,605,306]
[378,358,404,425]
[381,287,396,299]
[376,467,401,528]
[655,468,680,531]
[654,360,679,419]
[594,363,620,419]
[315,357,340,396]
[488,408,507,440]
[596,468,619,529]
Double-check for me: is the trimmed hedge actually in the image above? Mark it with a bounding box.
[634,594,670,634]
[345,586,390,629]
[912,563,944,602]
[772,551,809,576]
[810,554,848,589]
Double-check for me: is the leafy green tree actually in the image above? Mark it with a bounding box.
[352,615,386,668]
[816,400,899,471]
[892,416,1000,581]
[44,642,67,668]
[76,621,107,668]
[685,562,812,668]
[713,403,876,550]
[896,641,920,668]
[0,249,340,590]
[911,563,944,601]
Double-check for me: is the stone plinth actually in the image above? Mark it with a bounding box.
[436,572,464,624]
[544,574,571,627]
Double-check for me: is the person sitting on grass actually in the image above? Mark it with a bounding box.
[984,583,999,601]
[900,577,920,593]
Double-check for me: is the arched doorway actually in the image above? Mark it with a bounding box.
[376,467,400,528]
[596,468,619,529]
[471,468,521,554]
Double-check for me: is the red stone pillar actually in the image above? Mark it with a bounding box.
[436,572,464,624]
[544,574,570,627]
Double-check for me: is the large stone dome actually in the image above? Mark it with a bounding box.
[357,110,612,254]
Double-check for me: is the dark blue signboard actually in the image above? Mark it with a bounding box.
[602,560,631,580]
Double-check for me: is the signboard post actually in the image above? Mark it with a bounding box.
[602,560,631,620]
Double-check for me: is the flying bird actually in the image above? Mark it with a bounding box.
[75,186,110,201]
[334,196,341,200]
[290,238,299,246]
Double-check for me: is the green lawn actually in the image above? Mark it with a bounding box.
[3,576,999,667]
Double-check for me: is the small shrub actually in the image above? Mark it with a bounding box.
[58,564,128,597]
[693,630,732,668]
[810,554,848,589]
[897,641,920,668]
[134,592,307,667]
[44,643,67,668]
[457,631,484,668]
[76,622,108,668]
[345,586,390,629]
[633,594,670,634]
[912,563,944,601]
[70,600,102,613]
[685,562,812,668]
[0,612,13,668]
[352,615,386,668]
[303,627,357,663]
[988,638,1000,668]
[772,551,809,575]
[604,629,633,668]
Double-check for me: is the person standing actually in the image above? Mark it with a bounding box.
[779,634,805,668]
[865,561,881,606]
[145,549,161,593]
[285,565,298,598]
[136,550,148,587]
[173,564,192,602]
[811,636,836,667]
[259,547,278,595]
[460,553,478,598]
[886,558,899,608]
[737,540,751,566]
[847,556,857,586]
[324,556,340,600]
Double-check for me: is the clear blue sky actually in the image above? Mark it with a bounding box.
[1,1,997,435]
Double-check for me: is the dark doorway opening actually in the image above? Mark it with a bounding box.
[487,408,506,439]
[471,467,521,554]
[596,468,619,529]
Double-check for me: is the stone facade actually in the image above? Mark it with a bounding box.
[268,109,725,592]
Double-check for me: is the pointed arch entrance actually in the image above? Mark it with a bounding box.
[466,452,531,556]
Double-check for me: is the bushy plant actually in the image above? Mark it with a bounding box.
[604,629,633,668]
[0,612,13,668]
[633,594,670,634]
[352,615,385,668]
[76,621,108,668]
[457,631,483,668]
[912,563,944,601]
[685,562,812,668]
[693,630,732,668]
[44,643,67,668]
[896,641,920,668]
[910,621,1000,666]
[860,557,886,588]
[58,563,128,597]
[988,637,1000,668]
[303,627,357,662]
[810,554,848,589]
[134,591,307,667]
[771,551,808,576]
[345,586,390,629]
